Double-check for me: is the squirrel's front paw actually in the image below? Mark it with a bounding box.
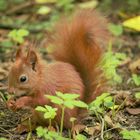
[14,100,26,110]
[7,98,25,111]
[7,99,16,111]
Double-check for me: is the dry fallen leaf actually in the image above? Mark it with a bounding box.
[0,67,8,80]
[72,124,86,134]
[72,124,86,139]
[123,16,140,31]
[115,92,135,107]
[104,115,115,128]
[126,107,140,115]
[118,57,131,67]
[84,124,101,136]
[129,59,140,74]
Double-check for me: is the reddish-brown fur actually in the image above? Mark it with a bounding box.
[7,9,109,129]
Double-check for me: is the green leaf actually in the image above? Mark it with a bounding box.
[135,92,140,99]
[75,134,87,140]
[108,23,123,36]
[79,0,98,9]
[109,105,119,110]
[36,126,48,137]
[56,92,80,100]
[104,101,114,108]
[89,93,111,109]
[0,0,7,11]
[44,112,52,119]
[35,0,56,3]
[120,130,140,140]
[73,100,88,108]
[37,6,51,15]
[0,138,7,140]
[132,74,140,86]
[101,43,126,84]
[44,105,57,119]
[96,92,111,101]
[0,40,14,48]
[115,53,126,60]
[104,96,113,102]
[55,91,64,98]
[8,29,29,44]
[35,106,46,112]
[123,16,140,31]
[8,30,17,38]
[63,100,74,109]
[17,29,29,37]
[46,95,63,105]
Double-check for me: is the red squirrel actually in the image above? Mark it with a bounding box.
[7,10,109,129]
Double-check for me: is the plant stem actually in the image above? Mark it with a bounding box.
[26,118,32,140]
[112,98,116,118]
[49,119,52,128]
[115,97,127,115]
[60,106,65,135]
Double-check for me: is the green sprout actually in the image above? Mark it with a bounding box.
[101,41,126,84]
[8,28,29,44]
[120,130,140,140]
[36,126,69,140]
[46,91,88,135]
[132,74,140,86]
[36,105,57,128]
[89,93,118,120]
[135,92,140,99]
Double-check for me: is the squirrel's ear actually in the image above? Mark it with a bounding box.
[16,47,23,60]
[26,50,38,71]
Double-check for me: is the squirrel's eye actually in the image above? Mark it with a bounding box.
[19,75,28,83]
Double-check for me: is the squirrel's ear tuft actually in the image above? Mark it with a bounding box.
[16,47,23,60]
[26,50,38,71]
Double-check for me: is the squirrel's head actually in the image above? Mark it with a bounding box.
[8,47,42,97]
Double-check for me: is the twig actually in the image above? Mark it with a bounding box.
[0,126,13,136]
[115,97,127,115]
[109,89,131,95]
[0,86,8,91]
[100,116,105,140]
[0,23,43,33]
[89,127,119,140]
[6,1,34,15]
[0,91,7,103]
[131,87,140,92]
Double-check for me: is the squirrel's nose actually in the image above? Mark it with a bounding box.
[8,87,15,94]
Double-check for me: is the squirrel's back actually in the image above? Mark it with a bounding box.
[49,9,109,102]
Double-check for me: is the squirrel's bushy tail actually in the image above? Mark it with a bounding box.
[50,10,109,103]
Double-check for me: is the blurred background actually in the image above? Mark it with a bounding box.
[0,0,139,55]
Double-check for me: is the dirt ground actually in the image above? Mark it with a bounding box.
[0,1,140,140]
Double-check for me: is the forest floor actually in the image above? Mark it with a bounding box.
[0,1,140,140]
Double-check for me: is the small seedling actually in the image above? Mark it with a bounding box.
[46,91,88,135]
[75,134,87,140]
[36,105,57,128]
[36,126,69,140]
[135,92,140,99]
[120,129,140,140]
[0,138,7,140]
[56,0,74,12]
[108,23,123,36]
[89,93,118,119]
[132,74,140,86]
[101,41,126,84]
[8,29,29,44]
